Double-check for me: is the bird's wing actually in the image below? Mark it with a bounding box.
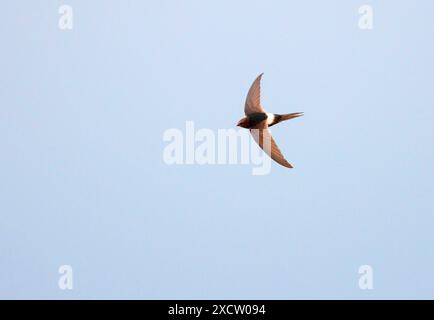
[250,121,293,168]
[244,73,266,115]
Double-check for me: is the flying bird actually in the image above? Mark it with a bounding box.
[237,73,303,168]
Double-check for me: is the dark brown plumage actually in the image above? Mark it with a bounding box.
[237,73,303,169]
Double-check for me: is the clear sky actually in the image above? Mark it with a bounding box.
[0,1,433,299]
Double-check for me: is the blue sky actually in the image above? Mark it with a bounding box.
[0,1,433,299]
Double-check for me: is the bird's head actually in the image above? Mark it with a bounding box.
[237,117,249,128]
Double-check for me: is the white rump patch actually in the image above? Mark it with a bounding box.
[266,113,275,125]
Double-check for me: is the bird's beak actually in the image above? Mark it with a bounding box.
[236,120,242,127]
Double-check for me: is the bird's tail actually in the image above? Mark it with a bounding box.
[278,112,304,122]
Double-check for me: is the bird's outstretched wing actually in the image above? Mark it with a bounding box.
[245,73,266,115]
[250,121,293,168]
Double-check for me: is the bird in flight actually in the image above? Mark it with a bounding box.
[237,73,303,168]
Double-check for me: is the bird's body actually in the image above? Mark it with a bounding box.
[240,112,302,129]
[265,113,276,126]
[237,73,303,168]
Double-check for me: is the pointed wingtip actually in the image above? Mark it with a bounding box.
[255,73,264,84]
[281,160,294,169]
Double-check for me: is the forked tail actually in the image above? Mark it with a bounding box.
[279,112,304,122]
